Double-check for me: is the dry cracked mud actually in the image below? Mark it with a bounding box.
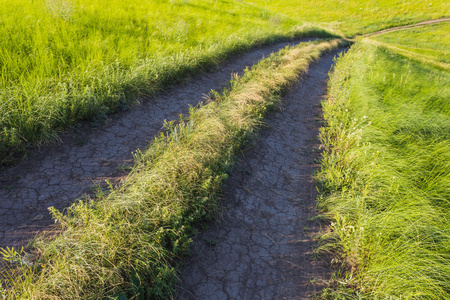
[176,49,345,300]
[0,40,316,250]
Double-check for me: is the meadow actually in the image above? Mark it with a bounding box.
[0,0,332,164]
[316,38,450,298]
[372,22,450,64]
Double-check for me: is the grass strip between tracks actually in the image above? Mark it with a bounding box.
[0,39,343,299]
[316,38,450,299]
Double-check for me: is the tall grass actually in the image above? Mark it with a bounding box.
[316,39,450,298]
[244,0,450,36]
[0,0,334,164]
[0,39,343,299]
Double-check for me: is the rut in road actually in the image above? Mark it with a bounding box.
[176,49,345,299]
[0,40,313,250]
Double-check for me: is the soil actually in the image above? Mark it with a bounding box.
[175,49,345,299]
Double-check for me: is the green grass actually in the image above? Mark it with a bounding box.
[3,0,448,164]
[316,39,450,298]
[372,22,450,64]
[2,0,450,297]
[0,39,343,299]
[0,0,335,164]
[244,0,450,36]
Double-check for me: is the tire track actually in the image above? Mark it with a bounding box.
[364,17,450,37]
[176,49,346,299]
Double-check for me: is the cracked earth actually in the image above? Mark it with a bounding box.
[176,50,344,299]
[0,40,313,250]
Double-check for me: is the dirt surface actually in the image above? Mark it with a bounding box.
[176,49,345,299]
[0,40,315,250]
[364,18,450,37]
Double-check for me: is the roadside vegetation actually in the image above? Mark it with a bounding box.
[316,38,450,298]
[0,0,333,164]
[0,40,343,299]
[244,0,450,36]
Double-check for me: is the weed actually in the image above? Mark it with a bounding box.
[116,164,133,172]
[73,139,87,146]
[0,0,335,161]
[241,169,252,175]
[205,239,217,247]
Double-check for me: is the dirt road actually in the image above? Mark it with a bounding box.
[176,49,345,299]
[0,40,312,250]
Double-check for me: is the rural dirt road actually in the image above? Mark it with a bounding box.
[364,17,450,37]
[175,49,344,300]
[0,40,313,250]
[173,19,450,298]
[0,17,446,297]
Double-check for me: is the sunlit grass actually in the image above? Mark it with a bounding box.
[244,0,450,36]
[316,39,450,298]
[0,0,335,163]
[0,39,343,299]
[372,22,450,64]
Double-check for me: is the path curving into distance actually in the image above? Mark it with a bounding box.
[0,19,446,250]
[176,49,345,299]
[174,19,449,299]
[0,17,446,294]
[364,17,450,37]
[0,39,315,250]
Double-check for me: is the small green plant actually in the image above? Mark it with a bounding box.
[205,239,217,247]
[73,139,87,146]
[0,0,335,161]
[0,247,27,266]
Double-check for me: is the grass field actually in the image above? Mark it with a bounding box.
[372,22,450,64]
[2,0,448,164]
[0,0,334,164]
[244,0,450,36]
[316,38,450,298]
